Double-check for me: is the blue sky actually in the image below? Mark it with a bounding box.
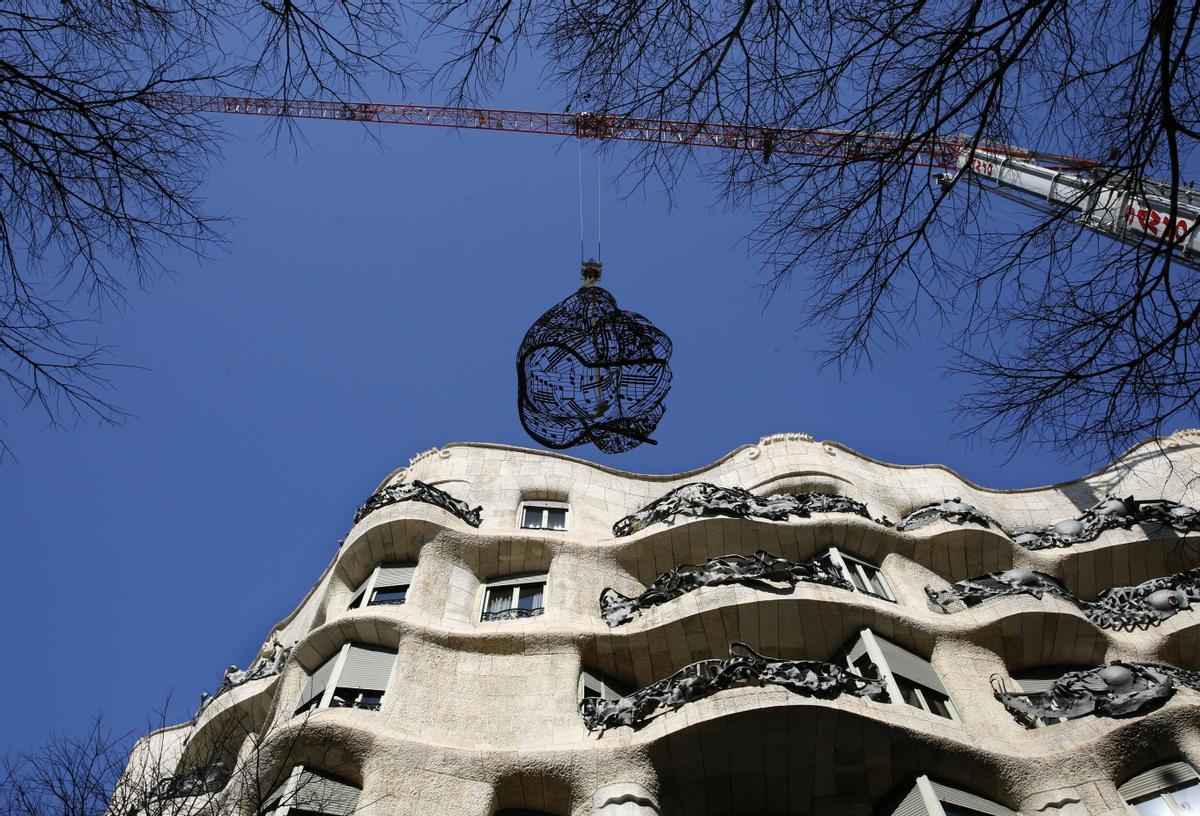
[0,61,1191,758]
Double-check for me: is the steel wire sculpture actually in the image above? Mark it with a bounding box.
[992,662,1200,727]
[612,482,877,537]
[353,479,482,527]
[926,567,1200,631]
[579,641,888,732]
[600,549,853,627]
[517,267,672,454]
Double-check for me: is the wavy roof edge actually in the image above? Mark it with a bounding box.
[382,429,1200,495]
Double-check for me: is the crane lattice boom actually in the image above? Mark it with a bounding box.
[145,93,1200,267]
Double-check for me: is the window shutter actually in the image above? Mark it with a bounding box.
[1119,761,1199,800]
[375,563,415,586]
[846,635,870,666]
[292,769,361,816]
[874,638,949,695]
[338,645,396,690]
[929,780,1016,816]
[887,782,932,816]
[261,771,294,814]
[297,655,337,711]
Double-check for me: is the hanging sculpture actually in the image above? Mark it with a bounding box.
[517,262,672,454]
[353,479,482,527]
[992,662,1200,727]
[599,549,853,627]
[579,641,888,732]
[926,567,1200,631]
[612,482,877,537]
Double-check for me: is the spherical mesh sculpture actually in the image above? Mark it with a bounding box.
[517,276,672,453]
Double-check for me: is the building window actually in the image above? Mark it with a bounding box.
[1120,761,1200,815]
[519,501,568,531]
[482,574,547,621]
[840,629,958,720]
[885,775,1016,816]
[262,766,361,816]
[347,562,415,610]
[579,668,629,702]
[816,547,895,601]
[294,643,397,714]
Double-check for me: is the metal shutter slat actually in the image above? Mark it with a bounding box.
[1119,761,1199,800]
[930,781,1015,816]
[294,769,361,816]
[297,656,337,710]
[375,563,415,587]
[888,782,933,816]
[337,645,396,690]
[876,639,948,695]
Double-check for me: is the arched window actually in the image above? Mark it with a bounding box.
[1119,761,1200,814]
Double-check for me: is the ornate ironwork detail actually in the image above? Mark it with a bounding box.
[353,479,482,527]
[612,482,876,537]
[1082,569,1200,629]
[600,549,854,627]
[1010,496,1200,550]
[926,568,1076,611]
[895,497,999,532]
[516,282,672,454]
[992,662,1200,727]
[927,568,1200,631]
[153,765,231,799]
[480,606,545,622]
[197,642,293,716]
[579,641,888,732]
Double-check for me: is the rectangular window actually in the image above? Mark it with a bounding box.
[482,574,548,621]
[369,585,408,605]
[349,563,415,611]
[519,502,569,530]
[843,629,957,721]
[579,668,629,701]
[294,644,396,715]
[817,547,894,601]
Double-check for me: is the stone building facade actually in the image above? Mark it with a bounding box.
[126,432,1200,816]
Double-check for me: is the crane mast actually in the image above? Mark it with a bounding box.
[146,93,1200,268]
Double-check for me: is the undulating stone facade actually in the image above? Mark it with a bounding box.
[123,431,1200,816]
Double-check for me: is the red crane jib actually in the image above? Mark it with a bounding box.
[146,93,1094,171]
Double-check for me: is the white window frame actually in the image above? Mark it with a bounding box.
[854,629,959,722]
[481,573,549,621]
[517,500,569,531]
[820,547,895,601]
[347,563,415,610]
[296,643,395,714]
